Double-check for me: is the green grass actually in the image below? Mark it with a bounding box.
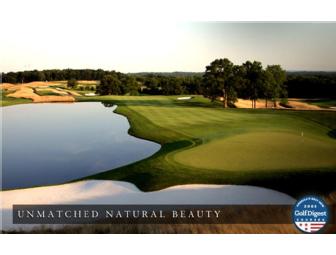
[303,99,336,108]
[50,85,67,89]
[74,90,96,95]
[34,89,61,96]
[0,90,32,107]
[175,132,336,171]
[76,95,336,197]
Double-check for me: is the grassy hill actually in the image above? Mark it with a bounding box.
[76,95,336,197]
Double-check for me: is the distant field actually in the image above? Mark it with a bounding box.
[76,95,336,197]
[0,82,78,104]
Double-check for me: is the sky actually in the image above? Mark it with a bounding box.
[1,0,336,73]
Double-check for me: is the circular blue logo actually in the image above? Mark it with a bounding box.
[292,195,329,233]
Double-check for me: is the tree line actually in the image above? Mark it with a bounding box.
[133,74,203,95]
[2,65,336,102]
[2,69,116,83]
[286,71,336,98]
[202,58,287,108]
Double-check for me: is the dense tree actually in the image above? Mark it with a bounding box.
[2,69,117,83]
[241,61,265,108]
[95,69,107,81]
[262,69,276,108]
[265,65,287,107]
[121,76,139,95]
[144,77,159,92]
[2,72,17,83]
[4,67,335,100]
[97,75,122,95]
[183,76,203,94]
[160,77,184,95]
[285,72,336,98]
[137,74,202,95]
[67,79,78,88]
[202,58,236,108]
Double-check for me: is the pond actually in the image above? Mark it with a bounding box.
[2,102,161,190]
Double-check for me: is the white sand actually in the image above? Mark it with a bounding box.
[177,96,192,100]
[0,180,295,231]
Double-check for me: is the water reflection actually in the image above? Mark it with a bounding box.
[102,102,114,108]
[2,102,160,190]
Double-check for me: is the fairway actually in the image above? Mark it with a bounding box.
[74,95,336,196]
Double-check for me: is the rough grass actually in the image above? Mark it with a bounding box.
[0,90,32,106]
[76,95,336,197]
[35,90,62,96]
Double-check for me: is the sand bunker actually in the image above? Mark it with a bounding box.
[6,86,39,100]
[286,99,322,110]
[3,81,60,88]
[77,80,99,85]
[29,81,66,87]
[0,83,16,90]
[34,95,75,103]
[235,99,281,109]
[3,82,76,103]
[6,86,75,103]
[234,98,330,111]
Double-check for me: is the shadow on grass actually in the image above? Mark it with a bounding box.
[328,129,336,139]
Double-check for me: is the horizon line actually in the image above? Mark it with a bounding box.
[2,69,336,74]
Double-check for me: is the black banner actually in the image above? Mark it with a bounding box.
[12,204,336,225]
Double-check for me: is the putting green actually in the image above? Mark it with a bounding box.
[174,131,336,171]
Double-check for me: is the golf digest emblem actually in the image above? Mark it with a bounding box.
[292,196,328,233]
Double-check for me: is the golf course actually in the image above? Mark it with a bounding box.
[2,84,336,198]
[2,17,336,236]
[70,95,336,198]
